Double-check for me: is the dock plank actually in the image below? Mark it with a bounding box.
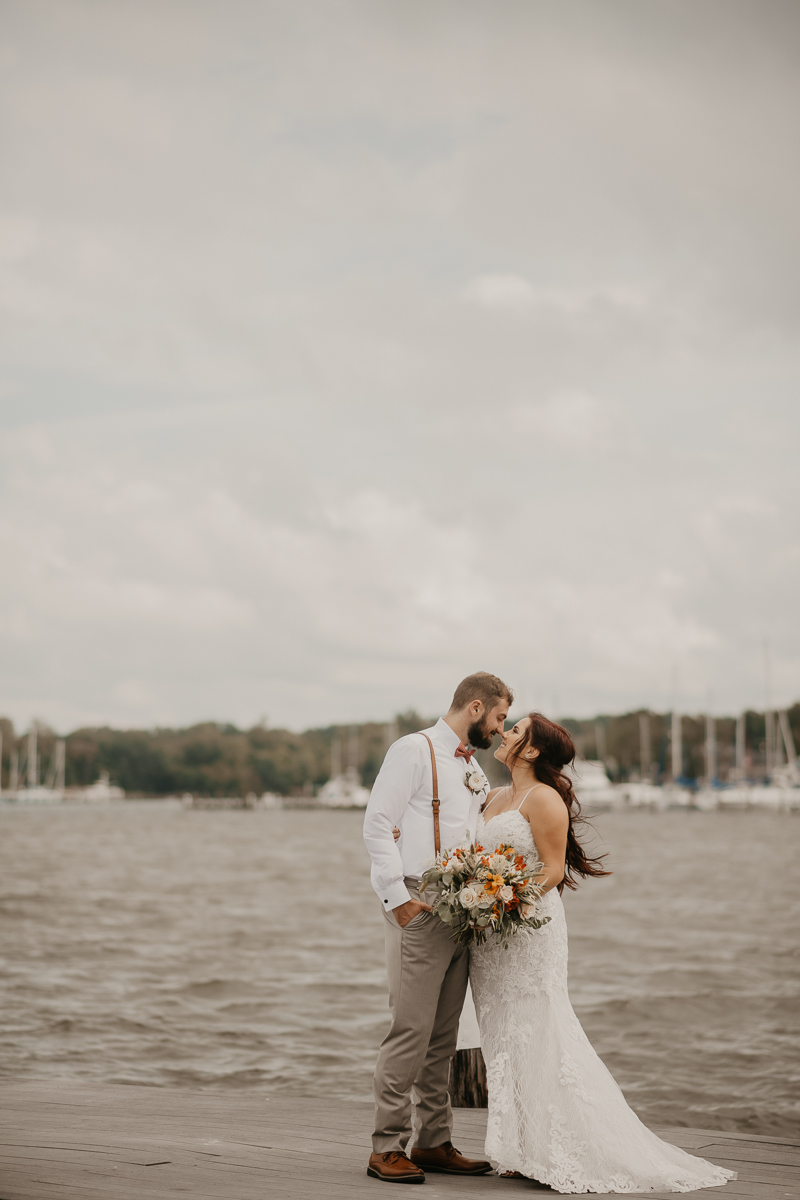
[0,1083,796,1200]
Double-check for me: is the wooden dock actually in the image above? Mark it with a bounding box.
[0,1082,797,1199]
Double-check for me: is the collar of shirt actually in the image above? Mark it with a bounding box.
[430,716,465,757]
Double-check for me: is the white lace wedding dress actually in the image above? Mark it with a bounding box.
[469,806,736,1194]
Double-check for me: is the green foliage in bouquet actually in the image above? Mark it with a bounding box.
[420,841,551,948]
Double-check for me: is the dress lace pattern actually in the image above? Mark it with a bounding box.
[470,809,736,1194]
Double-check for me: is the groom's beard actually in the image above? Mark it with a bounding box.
[467,717,495,751]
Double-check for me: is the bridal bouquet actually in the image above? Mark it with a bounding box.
[420,842,551,948]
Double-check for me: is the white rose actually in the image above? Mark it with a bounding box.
[459,885,478,907]
[466,769,487,793]
[499,885,514,903]
[520,902,538,919]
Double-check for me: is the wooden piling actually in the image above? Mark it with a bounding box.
[450,1046,488,1107]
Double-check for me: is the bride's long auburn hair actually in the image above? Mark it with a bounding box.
[506,712,611,893]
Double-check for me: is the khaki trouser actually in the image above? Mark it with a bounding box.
[372,878,469,1153]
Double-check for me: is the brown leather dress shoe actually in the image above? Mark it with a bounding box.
[410,1141,492,1175]
[367,1151,426,1184]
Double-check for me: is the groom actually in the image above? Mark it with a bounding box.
[363,672,513,1184]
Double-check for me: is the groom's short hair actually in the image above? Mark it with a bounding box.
[450,672,514,713]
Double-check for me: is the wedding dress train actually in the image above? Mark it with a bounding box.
[469,808,736,1194]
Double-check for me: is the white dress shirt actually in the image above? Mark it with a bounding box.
[363,718,487,911]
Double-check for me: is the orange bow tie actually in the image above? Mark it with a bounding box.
[455,743,474,764]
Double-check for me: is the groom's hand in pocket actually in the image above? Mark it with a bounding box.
[393,899,433,928]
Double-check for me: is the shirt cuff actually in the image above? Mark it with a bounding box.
[379,879,412,910]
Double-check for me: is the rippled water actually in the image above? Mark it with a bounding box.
[0,803,797,1137]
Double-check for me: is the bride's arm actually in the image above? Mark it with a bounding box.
[522,789,569,892]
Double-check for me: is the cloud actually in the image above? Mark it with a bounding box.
[111,678,159,712]
[0,214,38,263]
[511,390,610,445]
[463,273,647,315]
[0,1,798,728]
[59,575,253,631]
[463,273,537,308]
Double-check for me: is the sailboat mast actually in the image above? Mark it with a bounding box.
[384,718,399,753]
[704,714,716,784]
[763,640,773,781]
[671,710,682,782]
[348,726,360,781]
[778,710,797,767]
[55,740,66,794]
[28,723,37,789]
[735,713,746,781]
[639,712,651,782]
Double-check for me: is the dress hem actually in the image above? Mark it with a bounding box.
[488,1154,737,1195]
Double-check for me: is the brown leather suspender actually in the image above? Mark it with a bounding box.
[420,733,441,855]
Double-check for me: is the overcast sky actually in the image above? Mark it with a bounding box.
[1,0,798,733]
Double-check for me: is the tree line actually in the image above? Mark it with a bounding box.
[0,704,797,798]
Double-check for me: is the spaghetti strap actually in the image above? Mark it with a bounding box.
[483,783,546,816]
[514,783,546,810]
[482,786,509,815]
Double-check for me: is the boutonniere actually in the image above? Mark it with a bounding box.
[464,765,488,796]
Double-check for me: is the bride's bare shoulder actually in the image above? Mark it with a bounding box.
[525,784,568,824]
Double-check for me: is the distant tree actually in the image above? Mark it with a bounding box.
[1,699,796,798]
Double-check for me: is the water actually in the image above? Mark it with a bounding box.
[0,803,797,1137]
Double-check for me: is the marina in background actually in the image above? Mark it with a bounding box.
[2,705,798,812]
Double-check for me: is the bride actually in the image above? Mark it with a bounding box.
[469,712,736,1194]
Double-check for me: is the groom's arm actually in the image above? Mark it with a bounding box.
[363,736,424,912]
